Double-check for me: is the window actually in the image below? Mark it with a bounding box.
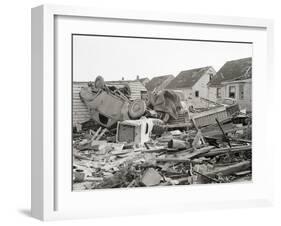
[216,88,221,98]
[229,86,236,99]
[140,91,148,101]
[239,84,244,100]
[195,90,199,97]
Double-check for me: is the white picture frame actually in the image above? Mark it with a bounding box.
[31,4,274,221]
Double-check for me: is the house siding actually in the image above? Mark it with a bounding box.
[73,82,91,125]
[167,67,216,108]
[171,88,193,101]
[223,80,252,111]
[208,85,226,102]
[191,71,212,108]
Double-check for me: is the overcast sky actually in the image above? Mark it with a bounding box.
[73,35,252,81]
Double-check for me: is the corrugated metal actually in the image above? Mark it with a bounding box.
[72,80,147,124]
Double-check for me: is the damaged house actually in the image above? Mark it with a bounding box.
[166,66,216,108]
[208,57,252,112]
[138,77,150,87]
[145,74,175,93]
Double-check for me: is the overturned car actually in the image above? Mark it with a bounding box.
[79,76,147,128]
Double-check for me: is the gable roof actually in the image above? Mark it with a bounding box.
[166,66,213,89]
[208,57,252,86]
[139,77,149,83]
[145,74,174,91]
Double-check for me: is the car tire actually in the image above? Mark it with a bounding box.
[128,99,146,119]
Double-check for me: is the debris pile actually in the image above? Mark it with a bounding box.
[73,77,252,190]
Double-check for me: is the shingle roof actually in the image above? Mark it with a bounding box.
[208,57,252,86]
[145,74,174,91]
[166,66,213,89]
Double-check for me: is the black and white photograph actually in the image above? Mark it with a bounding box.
[72,34,252,190]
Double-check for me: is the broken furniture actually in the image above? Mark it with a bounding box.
[116,117,157,145]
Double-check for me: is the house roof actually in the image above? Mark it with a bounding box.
[166,66,213,89]
[222,78,252,85]
[145,74,174,91]
[208,57,252,87]
[139,77,149,83]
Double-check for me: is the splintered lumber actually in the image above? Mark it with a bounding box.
[205,161,251,177]
[91,127,102,140]
[164,123,193,129]
[127,180,136,187]
[156,157,201,164]
[155,146,215,163]
[202,124,251,137]
[184,146,215,159]
[85,177,104,182]
[234,170,251,176]
[73,152,91,160]
[193,170,220,183]
[141,147,168,153]
[198,145,251,157]
[96,128,108,140]
[215,118,231,147]
[192,130,206,148]
[231,138,252,143]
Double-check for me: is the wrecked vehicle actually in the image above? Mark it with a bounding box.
[80,76,146,128]
[147,89,183,122]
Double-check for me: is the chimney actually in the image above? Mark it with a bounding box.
[136,75,140,80]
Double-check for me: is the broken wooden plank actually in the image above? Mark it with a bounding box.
[156,157,201,164]
[91,127,102,140]
[201,124,252,137]
[184,146,215,159]
[234,170,251,176]
[73,152,91,160]
[205,161,251,177]
[231,138,252,143]
[96,128,108,140]
[193,170,220,183]
[215,118,232,147]
[198,145,251,157]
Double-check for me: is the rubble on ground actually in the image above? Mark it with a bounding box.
[73,77,252,190]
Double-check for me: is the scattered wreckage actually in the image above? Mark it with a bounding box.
[73,76,252,190]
